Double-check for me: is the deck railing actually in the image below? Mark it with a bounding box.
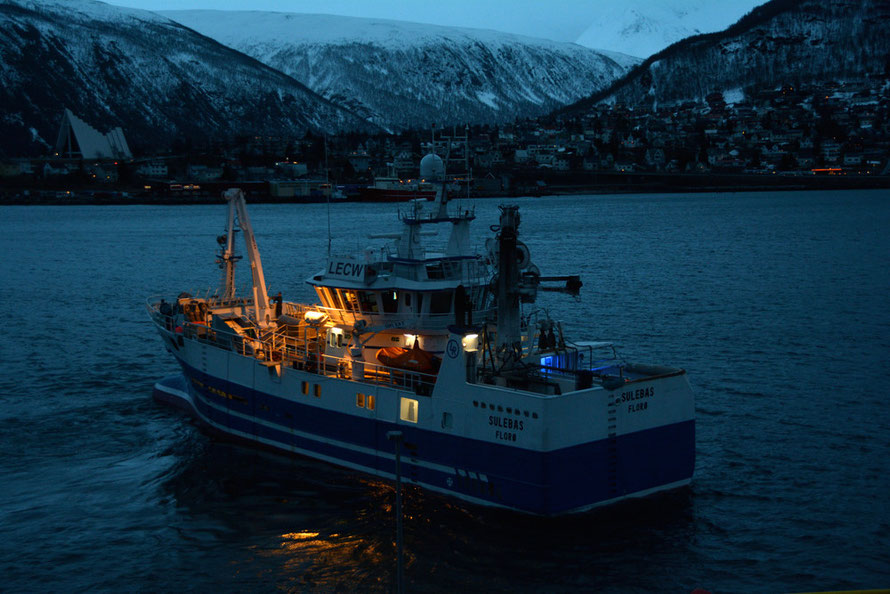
[147,298,439,395]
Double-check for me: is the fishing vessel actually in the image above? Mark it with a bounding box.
[148,152,695,515]
[358,175,435,202]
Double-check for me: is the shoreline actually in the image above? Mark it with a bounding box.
[2,172,887,205]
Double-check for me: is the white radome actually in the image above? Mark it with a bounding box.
[420,153,445,180]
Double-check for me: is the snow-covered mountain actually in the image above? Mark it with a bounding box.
[0,0,377,157]
[567,0,890,111]
[574,0,765,58]
[162,10,640,131]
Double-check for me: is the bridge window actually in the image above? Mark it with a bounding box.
[316,288,332,309]
[358,291,379,313]
[430,290,453,314]
[342,290,358,312]
[472,285,488,308]
[325,289,343,309]
[380,290,398,313]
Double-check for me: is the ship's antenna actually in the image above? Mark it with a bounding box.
[466,123,471,201]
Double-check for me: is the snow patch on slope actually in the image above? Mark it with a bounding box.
[723,88,745,105]
[575,0,764,58]
[476,91,499,110]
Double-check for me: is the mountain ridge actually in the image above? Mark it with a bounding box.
[161,10,640,132]
[562,0,890,113]
[0,0,379,157]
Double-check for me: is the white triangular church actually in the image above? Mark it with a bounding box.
[54,108,132,160]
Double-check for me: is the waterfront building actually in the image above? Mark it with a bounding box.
[53,108,132,161]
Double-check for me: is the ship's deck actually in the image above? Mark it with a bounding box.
[148,296,682,397]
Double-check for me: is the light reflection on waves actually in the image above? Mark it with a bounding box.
[153,437,403,590]
[263,529,389,591]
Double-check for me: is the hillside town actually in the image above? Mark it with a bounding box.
[2,78,888,203]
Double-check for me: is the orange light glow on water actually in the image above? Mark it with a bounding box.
[281,531,320,540]
[266,529,389,585]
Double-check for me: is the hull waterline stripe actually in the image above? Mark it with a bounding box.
[156,378,692,515]
[157,369,694,514]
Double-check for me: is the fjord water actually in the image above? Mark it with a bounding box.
[1,190,888,592]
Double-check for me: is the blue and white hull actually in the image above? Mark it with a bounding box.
[154,333,694,516]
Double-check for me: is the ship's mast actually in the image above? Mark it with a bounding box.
[495,205,522,352]
[217,196,239,300]
[221,188,272,326]
[490,204,583,365]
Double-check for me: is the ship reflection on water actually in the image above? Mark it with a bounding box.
[263,480,395,589]
[157,433,695,591]
[159,439,409,589]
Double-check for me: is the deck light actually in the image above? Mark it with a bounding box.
[304,310,328,324]
[462,334,479,352]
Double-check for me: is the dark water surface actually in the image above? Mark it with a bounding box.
[1,190,888,592]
